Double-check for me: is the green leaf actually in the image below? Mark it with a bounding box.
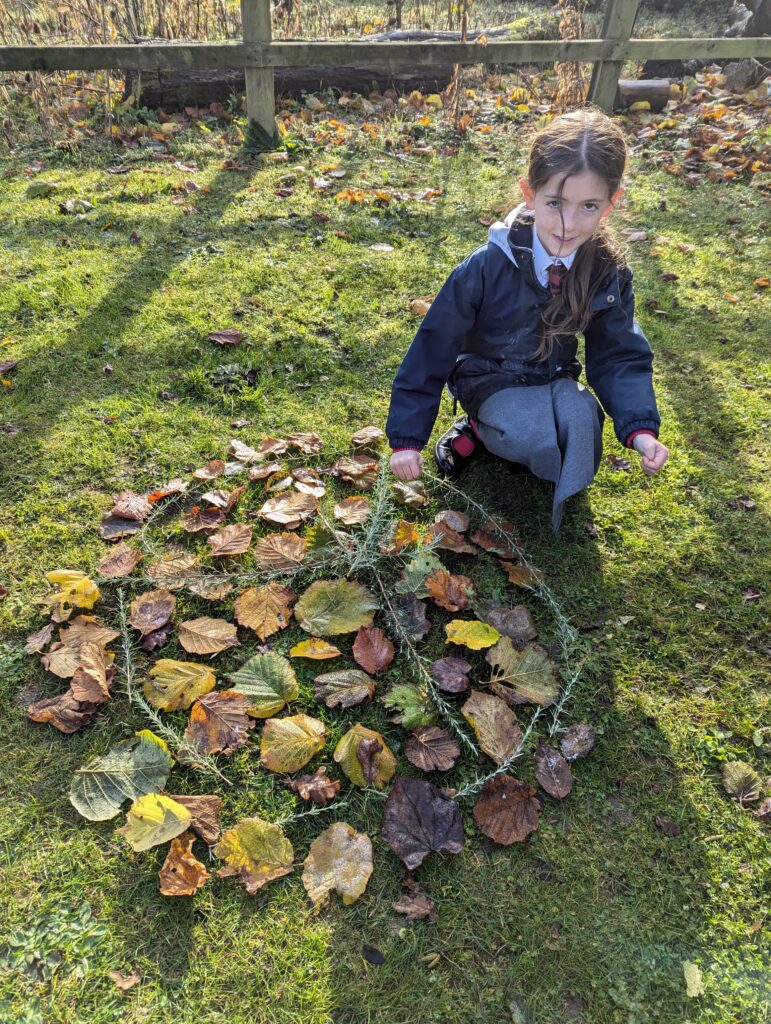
[294,579,379,636]
[228,652,299,718]
[333,723,396,789]
[69,730,173,821]
[214,816,294,895]
[394,552,446,598]
[117,793,192,852]
[722,760,761,803]
[381,684,436,731]
[143,659,216,711]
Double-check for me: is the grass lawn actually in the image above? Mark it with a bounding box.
[0,85,769,1024]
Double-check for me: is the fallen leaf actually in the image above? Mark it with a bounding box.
[286,765,341,806]
[352,625,394,674]
[334,724,396,788]
[445,619,501,651]
[381,776,464,869]
[43,570,100,617]
[257,436,289,457]
[144,659,216,711]
[683,961,705,998]
[257,491,318,528]
[362,944,385,965]
[286,432,323,454]
[98,543,142,579]
[395,552,446,598]
[159,831,211,896]
[207,328,244,346]
[560,723,596,762]
[108,968,141,991]
[391,479,429,507]
[391,592,431,640]
[252,532,307,573]
[425,521,478,555]
[485,638,559,706]
[428,656,471,694]
[147,478,188,502]
[722,760,761,804]
[404,726,460,772]
[146,550,200,591]
[234,583,295,640]
[69,642,112,703]
[129,589,176,635]
[473,776,540,844]
[118,792,192,852]
[533,742,573,798]
[58,615,119,650]
[215,816,294,894]
[302,821,373,907]
[165,794,222,845]
[248,461,282,481]
[350,426,384,447]
[193,460,225,480]
[498,560,543,589]
[24,622,56,654]
[606,454,632,472]
[184,690,254,755]
[40,643,81,678]
[140,623,174,651]
[228,652,299,717]
[469,517,521,557]
[461,690,523,764]
[392,892,437,921]
[182,506,225,533]
[333,455,379,487]
[434,509,470,533]
[110,490,152,522]
[295,579,378,635]
[380,519,421,555]
[70,730,172,821]
[314,668,376,709]
[99,516,141,542]
[178,617,239,656]
[260,713,327,773]
[290,637,341,660]
[334,496,371,525]
[27,690,98,734]
[207,523,252,556]
[426,570,475,612]
[475,604,537,647]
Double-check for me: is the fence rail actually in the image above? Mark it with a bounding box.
[1,0,769,142]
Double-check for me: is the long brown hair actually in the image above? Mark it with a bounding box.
[512,107,629,361]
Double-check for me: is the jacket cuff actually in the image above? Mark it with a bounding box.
[625,428,657,449]
[391,446,421,453]
[614,418,659,446]
[388,437,426,450]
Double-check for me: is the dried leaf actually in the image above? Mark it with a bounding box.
[469,518,521,557]
[350,425,384,447]
[428,656,471,694]
[109,968,142,991]
[147,478,188,502]
[286,766,341,806]
[257,436,289,457]
[118,793,192,852]
[391,479,429,508]
[140,623,173,651]
[41,643,81,678]
[295,579,378,636]
[533,742,573,798]
[434,509,470,533]
[144,659,216,711]
[302,821,373,907]
[395,552,446,599]
[43,570,100,616]
[58,615,119,650]
[159,831,211,896]
[381,776,464,869]
[560,723,596,762]
[498,560,543,589]
[352,625,394,674]
[445,619,501,651]
[334,724,396,789]
[99,516,142,542]
[182,506,225,533]
[461,690,523,764]
[391,592,430,640]
[178,617,239,656]
[98,543,142,579]
[426,570,475,612]
[230,439,259,462]
[334,496,371,525]
[111,490,153,522]
[184,690,254,755]
[484,638,558,706]
[473,776,540,844]
[234,583,295,641]
[228,652,299,717]
[286,432,323,454]
[207,523,253,556]
[165,794,222,845]
[380,519,420,555]
[392,892,437,921]
[289,638,341,660]
[260,714,327,773]
[207,328,244,346]
[70,642,112,703]
[314,669,375,709]
[187,575,233,601]
[215,817,294,894]
[475,603,537,647]
[129,589,176,635]
[146,549,199,590]
[425,522,478,555]
[257,491,318,528]
[70,730,172,821]
[333,455,379,484]
[722,760,761,804]
[248,461,282,481]
[252,532,307,571]
[192,459,225,480]
[24,622,55,654]
[27,690,97,734]
[404,726,460,772]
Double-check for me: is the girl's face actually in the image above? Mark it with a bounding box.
[519,169,623,259]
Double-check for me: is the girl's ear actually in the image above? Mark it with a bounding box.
[519,177,536,209]
[600,187,624,218]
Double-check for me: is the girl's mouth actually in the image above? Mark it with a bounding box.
[554,234,576,244]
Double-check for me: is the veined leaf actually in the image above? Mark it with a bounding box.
[295,579,379,636]
[215,817,294,894]
[144,659,216,711]
[70,730,172,821]
[302,822,373,908]
[333,724,395,789]
[260,714,326,773]
[228,652,299,717]
[118,793,192,852]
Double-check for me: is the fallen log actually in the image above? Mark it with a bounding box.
[615,78,673,111]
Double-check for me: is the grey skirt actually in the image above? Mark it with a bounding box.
[471,378,604,532]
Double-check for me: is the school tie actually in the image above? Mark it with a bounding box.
[547,261,568,297]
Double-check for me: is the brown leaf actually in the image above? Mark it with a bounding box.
[469,518,521,557]
[199,488,231,510]
[380,519,420,555]
[178,617,239,656]
[27,690,97,733]
[352,625,395,674]
[350,425,384,447]
[425,521,478,555]
[560,723,596,761]
[192,459,225,480]
[207,328,244,346]
[461,690,523,765]
[392,892,438,922]
[70,643,112,704]
[391,593,430,640]
[99,515,141,542]
[404,726,460,772]
[433,509,470,533]
[129,589,176,635]
[253,531,307,571]
[165,794,222,845]
[58,615,120,650]
[24,622,55,654]
[257,491,318,529]
[110,490,153,522]
[425,570,475,613]
[314,669,376,709]
[285,766,341,806]
[356,737,384,784]
[334,496,370,525]
[184,690,254,754]
[380,776,464,870]
[654,814,680,837]
[147,478,188,503]
[140,623,173,651]
[98,543,142,579]
[286,432,323,454]
[159,831,211,895]
[606,454,632,472]
[475,603,537,647]
[41,643,80,678]
[333,455,379,489]
[234,583,295,640]
[428,656,471,694]
[146,549,200,591]
[248,461,282,481]
[108,968,142,992]
[498,560,543,589]
[533,741,573,799]
[472,776,540,844]
[207,523,253,556]
[182,506,225,533]
[257,436,289,456]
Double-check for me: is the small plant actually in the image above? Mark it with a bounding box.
[1,902,108,983]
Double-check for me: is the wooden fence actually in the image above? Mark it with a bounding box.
[0,0,769,143]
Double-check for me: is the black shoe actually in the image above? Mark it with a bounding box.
[434,416,481,477]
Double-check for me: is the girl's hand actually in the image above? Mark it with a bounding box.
[632,434,669,475]
[390,449,424,481]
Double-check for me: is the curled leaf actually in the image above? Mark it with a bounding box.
[426,570,475,613]
[285,766,341,806]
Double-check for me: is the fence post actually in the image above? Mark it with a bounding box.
[240,0,276,147]
[588,0,641,112]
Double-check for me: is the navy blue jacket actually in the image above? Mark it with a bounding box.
[386,207,661,449]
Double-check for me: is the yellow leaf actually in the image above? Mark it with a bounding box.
[333,723,396,789]
[44,570,100,614]
[289,638,342,660]
[178,617,239,656]
[629,101,651,112]
[260,714,326,773]
[444,619,501,650]
[234,583,295,640]
[461,690,523,765]
[425,94,443,109]
[118,793,192,852]
[302,822,373,908]
[144,659,216,711]
[215,817,294,894]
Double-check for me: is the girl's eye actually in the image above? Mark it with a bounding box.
[547,200,598,211]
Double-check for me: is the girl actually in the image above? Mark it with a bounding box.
[386,107,669,531]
